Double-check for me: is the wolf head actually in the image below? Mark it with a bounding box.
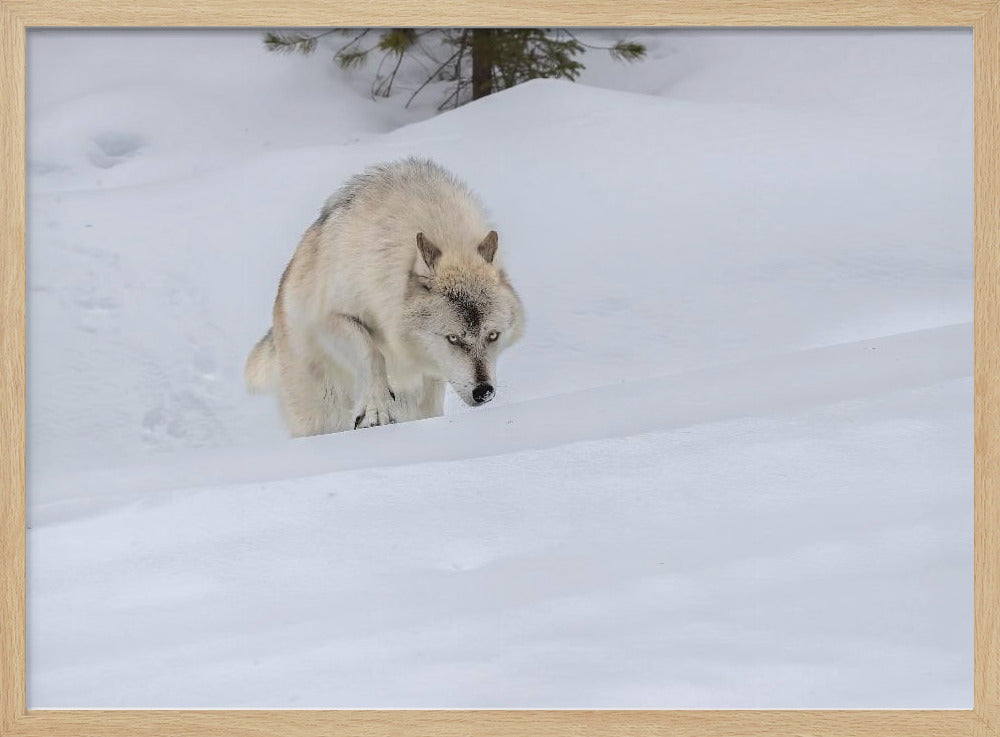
[404,230,524,407]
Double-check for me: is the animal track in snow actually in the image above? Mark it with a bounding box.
[30,161,71,176]
[71,288,120,334]
[87,132,144,169]
[73,294,118,312]
[140,389,223,449]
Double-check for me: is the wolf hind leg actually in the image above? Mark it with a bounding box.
[272,329,354,437]
[276,369,353,437]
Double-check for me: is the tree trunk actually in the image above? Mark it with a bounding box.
[471,29,493,100]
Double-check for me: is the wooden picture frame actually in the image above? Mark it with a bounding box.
[1,2,997,735]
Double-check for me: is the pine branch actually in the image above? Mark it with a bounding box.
[562,30,647,63]
[377,28,417,54]
[609,40,647,62]
[263,29,338,55]
[337,48,369,69]
[333,29,373,68]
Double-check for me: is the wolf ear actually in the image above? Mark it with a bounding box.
[477,230,498,264]
[416,232,441,270]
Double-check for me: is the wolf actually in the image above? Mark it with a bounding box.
[245,157,525,437]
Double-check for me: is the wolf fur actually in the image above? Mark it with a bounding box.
[245,157,525,437]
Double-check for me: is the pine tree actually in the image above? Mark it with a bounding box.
[263,28,646,110]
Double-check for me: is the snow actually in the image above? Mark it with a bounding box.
[26,29,973,707]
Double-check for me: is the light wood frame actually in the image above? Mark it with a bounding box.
[2,2,997,735]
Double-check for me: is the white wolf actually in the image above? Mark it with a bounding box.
[245,157,525,437]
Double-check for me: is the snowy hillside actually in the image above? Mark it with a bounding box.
[26,29,972,707]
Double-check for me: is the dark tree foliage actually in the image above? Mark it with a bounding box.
[263,28,646,110]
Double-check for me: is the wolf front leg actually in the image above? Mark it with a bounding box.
[319,313,397,429]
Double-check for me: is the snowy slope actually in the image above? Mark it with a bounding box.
[26,29,972,707]
[30,376,972,708]
[27,29,972,477]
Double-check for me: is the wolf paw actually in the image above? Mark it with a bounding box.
[354,390,397,430]
[354,408,395,429]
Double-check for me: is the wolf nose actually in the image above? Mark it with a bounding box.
[472,383,495,404]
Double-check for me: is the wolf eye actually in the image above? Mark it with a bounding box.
[487,331,500,342]
[446,334,461,345]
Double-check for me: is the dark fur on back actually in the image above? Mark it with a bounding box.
[313,171,374,227]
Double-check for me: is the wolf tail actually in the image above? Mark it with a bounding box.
[245,328,277,393]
